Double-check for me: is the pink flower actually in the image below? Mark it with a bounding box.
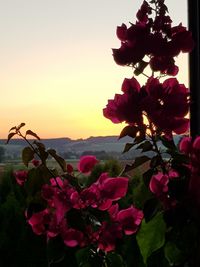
[13,170,28,186]
[98,222,122,252]
[80,173,129,211]
[67,164,74,174]
[144,77,190,135]
[28,209,50,235]
[98,173,129,205]
[179,137,192,154]
[78,155,98,174]
[117,206,144,235]
[62,228,85,247]
[149,172,169,196]
[32,159,40,167]
[103,77,144,125]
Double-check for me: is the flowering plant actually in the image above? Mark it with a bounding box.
[8,0,200,266]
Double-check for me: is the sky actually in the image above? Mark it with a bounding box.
[0,0,188,139]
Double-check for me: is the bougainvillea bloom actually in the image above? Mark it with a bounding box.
[80,173,129,210]
[144,77,189,136]
[66,164,74,174]
[117,206,144,235]
[149,170,179,197]
[149,172,169,196]
[78,155,98,174]
[98,222,122,252]
[14,170,28,186]
[179,136,200,208]
[28,209,50,235]
[62,228,85,247]
[32,159,40,167]
[104,76,189,136]
[103,77,144,125]
[112,0,194,75]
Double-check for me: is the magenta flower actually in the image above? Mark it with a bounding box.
[62,228,85,247]
[98,222,122,252]
[67,164,74,174]
[78,155,98,174]
[149,172,169,196]
[117,206,144,235]
[80,173,129,211]
[28,209,50,235]
[144,77,190,135]
[103,77,144,125]
[32,159,40,167]
[13,170,28,186]
[179,137,192,154]
[179,136,200,208]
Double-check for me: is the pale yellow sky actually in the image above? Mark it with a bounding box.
[0,0,188,139]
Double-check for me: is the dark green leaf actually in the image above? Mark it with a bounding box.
[47,236,65,265]
[123,143,134,153]
[106,252,125,267]
[143,198,160,222]
[76,248,91,267]
[160,136,176,150]
[164,242,185,266]
[22,146,34,166]
[143,169,154,187]
[24,167,48,196]
[134,135,146,145]
[48,149,67,172]
[16,122,25,130]
[33,141,48,163]
[26,130,40,140]
[136,213,166,264]
[9,126,16,132]
[150,155,161,168]
[6,132,16,144]
[119,125,138,139]
[137,141,153,152]
[134,60,148,76]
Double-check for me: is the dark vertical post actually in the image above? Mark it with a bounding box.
[188,0,200,137]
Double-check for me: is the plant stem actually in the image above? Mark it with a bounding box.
[17,130,61,189]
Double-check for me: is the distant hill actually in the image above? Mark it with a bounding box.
[0,135,182,161]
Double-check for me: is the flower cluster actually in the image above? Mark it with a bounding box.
[149,169,179,208]
[113,0,194,75]
[104,76,189,137]
[16,156,143,252]
[179,137,200,207]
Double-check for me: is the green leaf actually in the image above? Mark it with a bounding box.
[134,60,148,76]
[33,141,48,163]
[76,248,91,267]
[47,236,65,265]
[6,132,16,144]
[24,167,49,196]
[119,125,138,139]
[143,198,160,222]
[123,143,134,153]
[164,242,185,265]
[150,155,161,168]
[26,130,40,140]
[106,252,125,267]
[137,141,153,152]
[48,149,67,172]
[22,146,34,166]
[160,136,176,150]
[9,126,16,132]
[16,122,25,130]
[136,213,166,264]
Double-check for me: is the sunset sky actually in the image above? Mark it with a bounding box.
[0,0,188,139]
